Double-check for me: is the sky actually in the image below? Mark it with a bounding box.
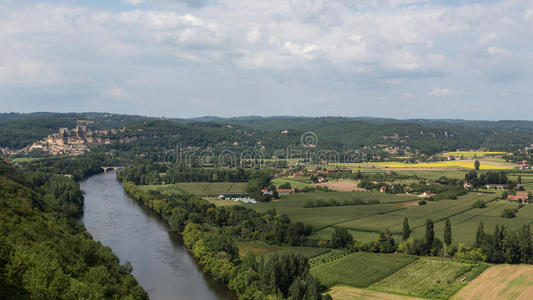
[0,0,532,120]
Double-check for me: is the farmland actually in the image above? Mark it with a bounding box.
[138,182,248,196]
[252,191,517,245]
[370,258,489,299]
[236,241,330,258]
[440,151,506,157]
[362,161,512,170]
[327,285,422,300]
[311,252,418,288]
[452,264,533,300]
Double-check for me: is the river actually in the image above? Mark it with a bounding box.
[80,172,236,300]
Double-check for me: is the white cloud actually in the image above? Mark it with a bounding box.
[487,46,509,56]
[477,32,499,45]
[107,86,130,98]
[123,0,144,6]
[429,88,454,97]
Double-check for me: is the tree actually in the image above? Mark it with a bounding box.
[444,219,452,256]
[475,222,484,248]
[331,228,353,249]
[425,219,434,254]
[402,217,411,240]
[474,160,480,171]
[518,175,522,185]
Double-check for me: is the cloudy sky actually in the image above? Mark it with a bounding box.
[1,0,532,119]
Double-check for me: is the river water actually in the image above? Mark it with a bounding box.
[80,172,236,300]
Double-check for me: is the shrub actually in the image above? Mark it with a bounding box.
[501,208,517,218]
[418,200,427,206]
[471,200,486,209]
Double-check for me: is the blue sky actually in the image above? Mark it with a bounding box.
[0,0,532,119]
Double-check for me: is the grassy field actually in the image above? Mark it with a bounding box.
[311,252,418,288]
[272,177,315,189]
[236,241,329,258]
[440,151,506,157]
[254,192,410,232]
[371,258,489,299]
[452,264,533,300]
[254,191,511,245]
[327,285,422,300]
[139,182,248,196]
[396,169,469,181]
[330,160,513,170]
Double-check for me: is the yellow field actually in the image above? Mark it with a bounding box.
[441,151,506,157]
[452,265,533,300]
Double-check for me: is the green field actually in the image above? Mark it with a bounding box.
[311,252,418,288]
[370,258,489,299]
[272,177,315,189]
[236,241,330,258]
[251,191,530,245]
[440,151,506,157]
[139,182,248,196]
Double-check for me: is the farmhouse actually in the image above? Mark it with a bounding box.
[485,184,505,189]
[507,192,529,202]
[277,188,294,195]
[419,192,436,198]
[380,186,388,193]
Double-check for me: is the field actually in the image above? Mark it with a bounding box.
[236,241,329,258]
[370,258,489,299]
[327,285,422,300]
[314,180,363,191]
[311,252,418,288]
[452,264,533,300]
[253,191,518,245]
[366,161,512,170]
[254,191,416,234]
[138,182,248,196]
[440,151,506,157]
[272,177,315,189]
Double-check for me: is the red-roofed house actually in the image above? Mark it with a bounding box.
[507,192,529,202]
[277,189,294,195]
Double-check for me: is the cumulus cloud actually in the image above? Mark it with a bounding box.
[0,0,532,118]
[429,88,454,97]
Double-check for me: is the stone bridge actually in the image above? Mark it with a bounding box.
[101,166,124,173]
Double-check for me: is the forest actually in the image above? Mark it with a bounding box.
[0,159,147,299]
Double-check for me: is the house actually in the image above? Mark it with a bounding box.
[317,176,326,183]
[277,189,294,195]
[485,184,505,190]
[420,192,436,198]
[379,186,388,193]
[507,192,529,202]
[463,181,472,189]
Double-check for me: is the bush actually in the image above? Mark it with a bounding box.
[501,208,517,218]
[471,200,487,209]
[418,200,427,206]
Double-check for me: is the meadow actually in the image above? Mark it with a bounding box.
[370,258,489,299]
[251,191,533,245]
[440,151,506,157]
[311,252,418,288]
[367,161,512,170]
[138,182,248,196]
[236,241,329,258]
